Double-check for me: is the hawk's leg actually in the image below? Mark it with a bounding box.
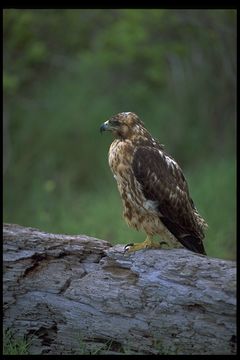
[124,235,161,253]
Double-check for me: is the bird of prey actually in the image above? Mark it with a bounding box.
[100,112,207,255]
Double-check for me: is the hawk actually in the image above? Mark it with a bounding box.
[100,112,207,255]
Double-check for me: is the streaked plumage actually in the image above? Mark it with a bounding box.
[100,112,207,255]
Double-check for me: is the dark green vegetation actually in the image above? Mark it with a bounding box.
[3,329,31,355]
[2,329,172,355]
[3,10,236,260]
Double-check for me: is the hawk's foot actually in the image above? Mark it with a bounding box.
[124,236,161,253]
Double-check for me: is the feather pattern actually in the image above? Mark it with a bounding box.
[101,111,208,255]
[132,146,207,254]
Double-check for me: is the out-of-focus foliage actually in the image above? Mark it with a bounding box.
[3,9,236,260]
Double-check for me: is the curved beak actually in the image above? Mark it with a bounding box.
[100,120,110,133]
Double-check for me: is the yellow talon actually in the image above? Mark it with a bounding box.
[124,236,161,253]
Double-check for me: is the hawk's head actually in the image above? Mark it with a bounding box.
[100,112,145,140]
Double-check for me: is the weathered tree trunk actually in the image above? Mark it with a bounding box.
[3,223,236,355]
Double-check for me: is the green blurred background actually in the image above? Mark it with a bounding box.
[3,9,236,260]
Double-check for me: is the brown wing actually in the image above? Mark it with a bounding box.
[132,146,206,255]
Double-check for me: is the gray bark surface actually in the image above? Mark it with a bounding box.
[3,223,236,355]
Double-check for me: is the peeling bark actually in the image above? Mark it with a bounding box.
[3,223,236,355]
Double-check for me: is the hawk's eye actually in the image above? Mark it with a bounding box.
[110,119,120,126]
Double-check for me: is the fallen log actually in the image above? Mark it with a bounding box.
[3,223,236,355]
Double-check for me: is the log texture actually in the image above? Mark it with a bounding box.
[3,223,236,355]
